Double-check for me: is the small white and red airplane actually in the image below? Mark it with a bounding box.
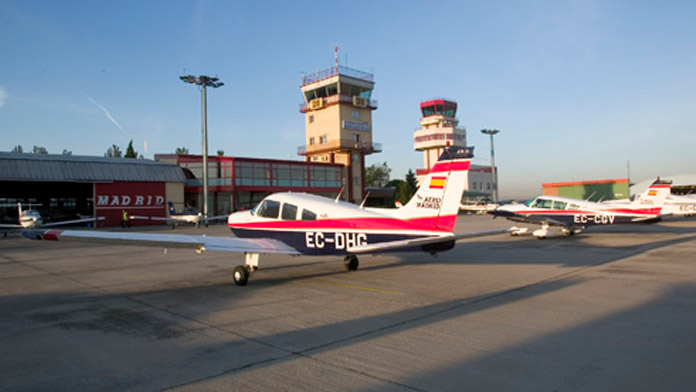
[21,147,509,286]
[489,179,672,239]
[130,201,228,229]
[602,180,696,218]
[0,203,104,231]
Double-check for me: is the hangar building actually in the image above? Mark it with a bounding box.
[542,178,630,201]
[0,152,186,227]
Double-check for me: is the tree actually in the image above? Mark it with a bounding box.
[175,147,189,155]
[124,139,137,158]
[62,150,72,155]
[365,162,391,187]
[395,169,418,205]
[11,145,23,153]
[217,150,224,156]
[32,146,48,154]
[105,144,122,157]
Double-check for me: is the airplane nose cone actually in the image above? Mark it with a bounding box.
[227,210,253,225]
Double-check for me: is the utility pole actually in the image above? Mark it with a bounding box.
[480,129,500,203]
[180,75,224,222]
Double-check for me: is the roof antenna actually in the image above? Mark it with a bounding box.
[335,187,344,203]
[359,191,371,209]
[334,45,339,72]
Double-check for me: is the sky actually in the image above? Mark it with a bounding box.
[1,0,695,199]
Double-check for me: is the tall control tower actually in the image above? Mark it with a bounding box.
[299,61,380,203]
[413,99,467,184]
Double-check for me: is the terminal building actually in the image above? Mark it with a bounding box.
[413,99,494,200]
[298,63,381,203]
[155,154,343,214]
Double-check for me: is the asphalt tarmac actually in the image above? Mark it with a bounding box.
[2,215,696,391]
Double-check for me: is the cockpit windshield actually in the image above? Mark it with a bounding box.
[253,199,281,219]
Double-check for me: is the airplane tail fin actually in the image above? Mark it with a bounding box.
[632,178,671,209]
[395,147,473,232]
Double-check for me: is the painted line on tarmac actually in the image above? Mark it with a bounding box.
[310,278,402,295]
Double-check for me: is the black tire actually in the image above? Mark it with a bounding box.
[344,255,359,271]
[233,265,249,286]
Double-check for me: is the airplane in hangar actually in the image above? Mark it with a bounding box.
[21,147,510,286]
[130,201,228,229]
[0,202,104,235]
[489,179,672,239]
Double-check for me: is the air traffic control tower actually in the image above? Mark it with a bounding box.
[413,99,467,184]
[298,64,381,203]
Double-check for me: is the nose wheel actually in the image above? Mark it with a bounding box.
[233,265,250,286]
[233,253,260,286]
[344,255,359,271]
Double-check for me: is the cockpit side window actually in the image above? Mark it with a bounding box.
[257,199,281,219]
[532,198,554,209]
[281,203,298,220]
[553,201,567,210]
[301,209,317,221]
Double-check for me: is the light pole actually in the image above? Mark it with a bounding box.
[480,129,500,203]
[180,75,224,222]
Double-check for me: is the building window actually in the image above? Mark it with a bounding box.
[309,137,315,145]
[273,164,308,187]
[310,166,341,188]
[234,161,270,186]
[309,115,314,123]
[353,134,360,143]
[351,110,360,120]
[319,135,327,144]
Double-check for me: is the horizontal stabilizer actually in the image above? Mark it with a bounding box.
[349,228,511,254]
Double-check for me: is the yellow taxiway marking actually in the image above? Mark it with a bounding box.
[311,279,402,295]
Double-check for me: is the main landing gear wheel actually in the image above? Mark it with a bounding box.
[233,265,250,286]
[344,255,359,271]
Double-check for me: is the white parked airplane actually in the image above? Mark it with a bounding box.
[0,203,104,232]
[602,179,696,218]
[130,201,228,228]
[22,147,510,286]
[489,179,672,239]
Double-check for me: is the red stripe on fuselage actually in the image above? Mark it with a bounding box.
[509,208,661,216]
[229,215,458,233]
[430,161,470,173]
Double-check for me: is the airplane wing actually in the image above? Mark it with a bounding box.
[41,216,105,227]
[204,214,229,222]
[490,208,569,227]
[348,228,512,254]
[20,229,301,255]
[631,216,662,223]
